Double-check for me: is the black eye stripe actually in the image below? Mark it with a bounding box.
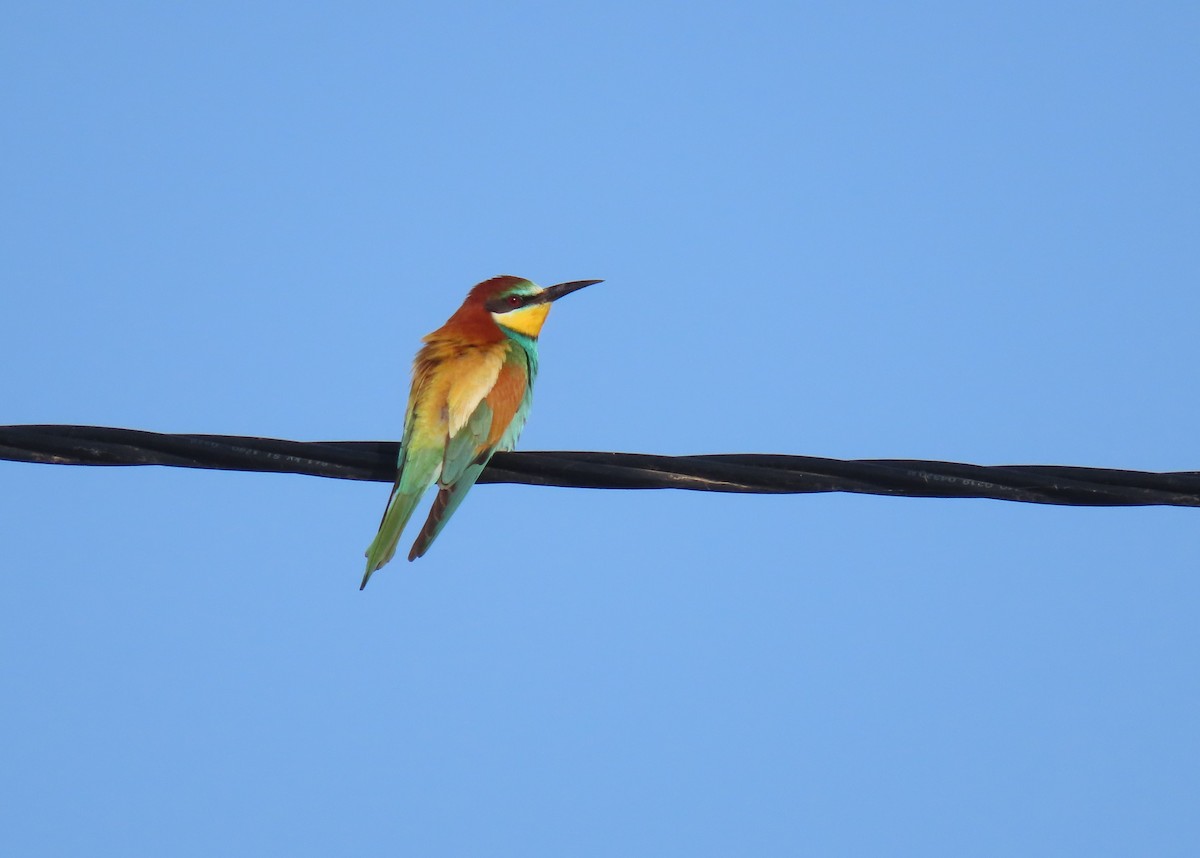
[487,294,534,313]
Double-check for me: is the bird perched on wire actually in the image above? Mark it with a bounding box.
[362,275,602,588]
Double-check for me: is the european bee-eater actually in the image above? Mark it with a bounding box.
[361,275,601,588]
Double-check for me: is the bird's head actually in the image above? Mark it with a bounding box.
[474,275,603,339]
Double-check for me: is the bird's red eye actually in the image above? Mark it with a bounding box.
[507,295,523,308]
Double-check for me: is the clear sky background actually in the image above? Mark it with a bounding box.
[3,3,1198,855]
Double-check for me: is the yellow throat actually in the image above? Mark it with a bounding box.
[493,302,551,338]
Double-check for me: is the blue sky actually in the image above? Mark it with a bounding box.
[3,2,1198,855]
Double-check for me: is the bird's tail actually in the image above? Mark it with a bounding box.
[361,483,425,589]
[406,460,488,561]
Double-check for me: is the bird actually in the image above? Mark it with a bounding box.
[361,274,602,588]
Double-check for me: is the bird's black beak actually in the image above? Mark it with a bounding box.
[538,279,603,304]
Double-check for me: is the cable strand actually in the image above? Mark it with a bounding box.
[2,424,1198,508]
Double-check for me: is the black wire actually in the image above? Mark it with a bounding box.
[2,424,1198,508]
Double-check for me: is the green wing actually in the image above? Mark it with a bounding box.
[361,441,442,588]
[406,399,498,561]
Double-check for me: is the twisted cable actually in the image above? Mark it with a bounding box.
[2,424,1197,508]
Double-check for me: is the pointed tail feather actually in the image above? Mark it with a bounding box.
[407,461,489,561]
[362,485,426,589]
[361,446,442,588]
